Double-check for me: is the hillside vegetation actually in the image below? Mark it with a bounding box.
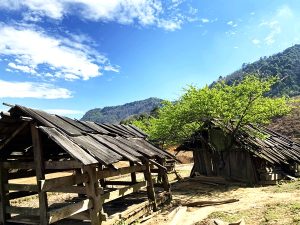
[221,44,300,96]
[80,97,163,124]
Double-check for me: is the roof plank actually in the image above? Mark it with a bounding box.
[39,127,97,165]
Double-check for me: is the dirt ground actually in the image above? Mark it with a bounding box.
[142,164,300,225]
[8,164,300,225]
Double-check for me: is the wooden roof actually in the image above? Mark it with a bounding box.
[0,104,174,166]
[211,120,300,165]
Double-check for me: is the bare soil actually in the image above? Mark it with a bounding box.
[141,164,300,225]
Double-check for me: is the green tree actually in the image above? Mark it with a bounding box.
[134,75,292,146]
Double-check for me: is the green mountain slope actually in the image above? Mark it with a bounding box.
[221,44,300,96]
[80,97,163,124]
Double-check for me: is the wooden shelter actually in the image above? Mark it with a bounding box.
[0,104,174,224]
[176,120,300,184]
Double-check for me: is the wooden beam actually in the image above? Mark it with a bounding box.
[6,184,38,192]
[2,161,34,170]
[31,123,49,225]
[101,181,147,204]
[97,165,146,179]
[46,186,86,194]
[0,122,29,150]
[0,163,10,224]
[8,191,37,200]
[104,181,138,186]
[143,161,157,211]
[41,173,89,192]
[48,199,92,224]
[44,160,82,170]
[6,206,40,216]
[148,159,167,171]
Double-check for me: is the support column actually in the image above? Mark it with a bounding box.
[0,163,10,224]
[31,123,48,225]
[84,165,105,225]
[158,158,171,194]
[129,161,137,183]
[143,161,157,211]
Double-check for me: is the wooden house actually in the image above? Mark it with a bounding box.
[0,104,174,224]
[176,120,300,184]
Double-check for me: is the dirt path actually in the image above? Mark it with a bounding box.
[143,164,300,225]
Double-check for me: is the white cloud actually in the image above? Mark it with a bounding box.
[8,62,36,74]
[0,80,72,99]
[0,0,194,31]
[44,109,83,115]
[200,18,209,23]
[227,21,237,27]
[0,24,117,80]
[252,39,261,45]
[157,19,182,31]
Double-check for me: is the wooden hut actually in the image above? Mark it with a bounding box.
[176,120,300,184]
[0,104,174,224]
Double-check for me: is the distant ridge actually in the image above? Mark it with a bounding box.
[220,44,300,96]
[80,97,163,124]
[82,44,300,124]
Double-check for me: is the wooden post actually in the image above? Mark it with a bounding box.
[31,123,49,225]
[143,161,157,211]
[99,165,106,188]
[84,165,104,225]
[158,158,171,194]
[0,163,10,224]
[130,161,137,183]
[75,168,86,198]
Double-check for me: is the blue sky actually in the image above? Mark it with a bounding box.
[0,0,300,118]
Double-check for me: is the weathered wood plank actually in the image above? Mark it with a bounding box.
[48,199,92,224]
[39,127,98,165]
[6,184,38,192]
[2,161,34,169]
[130,161,137,183]
[8,191,37,200]
[97,165,146,179]
[6,215,40,225]
[0,164,10,224]
[44,160,82,170]
[101,181,147,204]
[83,165,102,225]
[89,134,140,162]
[78,121,110,134]
[32,109,82,136]
[71,135,123,165]
[0,122,29,150]
[6,206,40,216]
[31,123,48,225]
[101,136,143,158]
[104,181,137,186]
[143,161,157,211]
[41,173,89,192]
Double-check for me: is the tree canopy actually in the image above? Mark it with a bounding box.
[133,75,292,146]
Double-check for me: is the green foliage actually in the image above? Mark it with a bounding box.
[135,75,292,146]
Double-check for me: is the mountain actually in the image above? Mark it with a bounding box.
[80,97,163,124]
[220,44,300,96]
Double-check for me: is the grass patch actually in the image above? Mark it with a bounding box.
[266,180,300,193]
[207,201,300,225]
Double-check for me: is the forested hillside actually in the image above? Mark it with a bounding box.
[221,44,300,96]
[80,97,163,124]
[82,45,300,124]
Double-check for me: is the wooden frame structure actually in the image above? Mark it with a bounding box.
[0,104,174,224]
[176,120,300,183]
